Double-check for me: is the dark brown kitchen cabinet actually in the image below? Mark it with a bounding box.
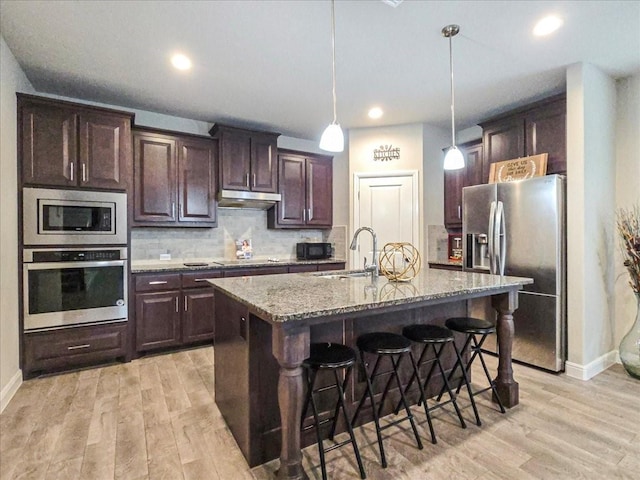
[267,149,333,229]
[480,93,566,182]
[133,128,217,226]
[134,270,221,353]
[210,124,279,193]
[19,94,132,190]
[444,140,483,229]
[23,322,128,378]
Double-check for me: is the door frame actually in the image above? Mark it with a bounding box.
[352,170,421,270]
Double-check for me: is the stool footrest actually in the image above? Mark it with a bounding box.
[380,415,415,431]
[324,439,354,453]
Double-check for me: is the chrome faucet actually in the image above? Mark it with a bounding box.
[350,226,378,277]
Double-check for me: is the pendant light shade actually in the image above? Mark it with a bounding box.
[320,122,344,152]
[319,0,344,153]
[442,24,464,170]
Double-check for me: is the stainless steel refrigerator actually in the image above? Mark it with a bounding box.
[462,174,566,372]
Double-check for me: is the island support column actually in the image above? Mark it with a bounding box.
[272,324,310,480]
[491,290,519,408]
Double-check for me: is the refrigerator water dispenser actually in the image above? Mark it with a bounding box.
[466,233,490,270]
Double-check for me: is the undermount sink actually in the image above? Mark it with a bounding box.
[313,270,371,279]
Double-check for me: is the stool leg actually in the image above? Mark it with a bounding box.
[408,350,436,444]
[393,343,429,415]
[391,354,423,450]
[433,343,466,429]
[438,333,473,400]
[355,351,387,468]
[307,371,328,480]
[451,338,482,426]
[334,367,367,479]
[473,335,506,414]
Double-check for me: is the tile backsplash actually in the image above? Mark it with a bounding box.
[427,225,451,263]
[131,208,346,261]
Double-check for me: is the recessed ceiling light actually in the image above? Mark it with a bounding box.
[368,107,383,119]
[533,15,563,36]
[171,53,192,71]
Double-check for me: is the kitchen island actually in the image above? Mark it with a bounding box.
[209,269,532,480]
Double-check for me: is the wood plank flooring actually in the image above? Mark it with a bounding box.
[1,346,638,480]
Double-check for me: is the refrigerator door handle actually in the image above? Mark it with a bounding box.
[495,201,506,276]
[488,201,497,274]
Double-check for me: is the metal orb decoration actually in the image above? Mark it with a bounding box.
[379,242,421,282]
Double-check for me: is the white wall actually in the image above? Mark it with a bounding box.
[614,73,640,345]
[566,63,618,379]
[0,36,35,412]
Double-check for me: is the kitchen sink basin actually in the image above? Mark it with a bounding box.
[313,270,371,279]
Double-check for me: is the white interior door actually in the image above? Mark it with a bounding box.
[352,171,419,270]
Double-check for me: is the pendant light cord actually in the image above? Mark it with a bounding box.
[448,33,456,147]
[330,0,338,124]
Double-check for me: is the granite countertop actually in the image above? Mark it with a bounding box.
[208,269,533,324]
[131,257,346,273]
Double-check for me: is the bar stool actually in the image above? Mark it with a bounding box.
[440,317,506,426]
[352,332,424,468]
[300,342,366,480]
[397,324,467,444]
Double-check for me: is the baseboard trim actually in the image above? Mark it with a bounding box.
[0,369,23,413]
[565,350,618,380]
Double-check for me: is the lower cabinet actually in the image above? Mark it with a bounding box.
[23,322,128,377]
[134,270,221,352]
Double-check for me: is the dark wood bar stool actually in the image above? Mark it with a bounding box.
[397,324,467,444]
[352,332,424,468]
[439,317,506,426]
[301,342,366,480]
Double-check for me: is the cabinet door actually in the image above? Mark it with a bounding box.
[250,134,278,193]
[133,132,177,223]
[482,117,525,182]
[276,154,306,226]
[525,99,566,175]
[444,168,464,228]
[135,291,181,351]
[464,142,484,187]
[21,103,78,187]
[178,138,217,224]
[79,112,130,190]
[220,131,251,191]
[306,156,333,227]
[182,288,215,343]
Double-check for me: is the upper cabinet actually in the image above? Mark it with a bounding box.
[267,149,333,229]
[444,140,483,229]
[209,124,279,193]
[133,128,217,227]
[19,94,132,190]
[480,94,566,182]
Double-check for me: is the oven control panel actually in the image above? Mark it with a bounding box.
[27,249,125,263]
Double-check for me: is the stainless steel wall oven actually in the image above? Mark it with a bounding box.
[23,247,128,331]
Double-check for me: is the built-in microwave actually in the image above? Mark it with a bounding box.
[23,187,127,246]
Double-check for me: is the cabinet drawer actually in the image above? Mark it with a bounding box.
[182,270,223,288]
[317,262,346,272]
[288,264,318,273]
[135,273,181,292]
[224,266,289,277]
[24,323,127,374]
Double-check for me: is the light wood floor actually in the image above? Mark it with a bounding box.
[1,346,638,480]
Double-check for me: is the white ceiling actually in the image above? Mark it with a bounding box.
[1,0,639,140]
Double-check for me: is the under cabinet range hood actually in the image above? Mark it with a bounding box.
[217,189,281,209]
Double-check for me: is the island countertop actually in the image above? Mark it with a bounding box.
[207,268,533,324]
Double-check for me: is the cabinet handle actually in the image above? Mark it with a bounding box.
[245,173,250,187]
[67,344,90,351]
[253,173,256,187]
[175,297,179,312]
[308,208,312,222]
[185,297,188,311]
[194,279,208,282]
[149,281,167,285]
[458,205,461,219]
[70,162,74,182]
[302,209,306,222]
[82,163,87,182]
[172,202,176,218]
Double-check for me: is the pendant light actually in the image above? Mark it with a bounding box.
[442,24,465,170]
[319,0,344,152]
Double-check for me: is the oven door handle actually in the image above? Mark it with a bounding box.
[24,260,127,270]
